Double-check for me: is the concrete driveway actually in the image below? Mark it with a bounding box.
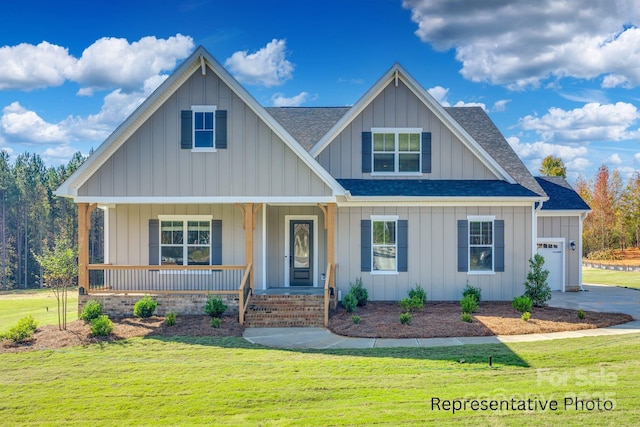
[549,284,640,320]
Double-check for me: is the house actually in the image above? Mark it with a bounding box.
[56,46,590,326]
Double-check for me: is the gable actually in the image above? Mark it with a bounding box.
[315,79,498,181]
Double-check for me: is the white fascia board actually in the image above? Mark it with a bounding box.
[537,209,591,217]
[339,196,544,208]
[310,63,516,185]
[71,196,337,204]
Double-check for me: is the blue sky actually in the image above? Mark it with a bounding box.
[1,0,640,184]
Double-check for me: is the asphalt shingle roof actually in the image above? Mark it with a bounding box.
[535,176,591,211]
[265,107,350,151]
[337,179,540,198]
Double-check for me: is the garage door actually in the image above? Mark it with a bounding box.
[537,241,564,292]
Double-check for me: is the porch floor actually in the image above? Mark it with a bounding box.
[254,287,324,296]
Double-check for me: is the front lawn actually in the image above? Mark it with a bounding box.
[582,267,640,289]
[0,288,78,334]
[1,334,639,425]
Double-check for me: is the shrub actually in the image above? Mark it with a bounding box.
[211,317,221,328]
[165,311,177,326]
[90,315,113,336]
[349,278,368,307]
[586,249,621,261]
[399,312,412,325]
[342,293,358,313]
[521,311,531,322]
[461,312,472,323]
[1,315,38,342]
[133,295,157,318]
[408,284,427,305]
[462,284,482,304]
[577,310,586,320]
[351,315,361,324]
[79,299,103,322]
[400,296,423,313]
[523,254,552,307]
[204,295,227,318]
[512,296,533,313]
[460,295,479,313]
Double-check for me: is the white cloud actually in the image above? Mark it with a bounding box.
[507,136,589,160]
[635,153,640,163]
[403,0,640,88]
[606,153,623,164]
[40,145,81,165]
[602,74,631,89]
[519,102,640,143]
[271,92,309,107]
[0,102,68,144]
[491,100,510,112]
[427,85,486,109]
[225,39,294,87]
[0,35,193,92]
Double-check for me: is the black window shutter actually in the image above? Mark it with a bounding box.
[457,220,468,272]
[180,110,193,149]
[362,132,372,173]
[494,220,505,272]
[361,220,371,272]
[422,132,432,173]
[397,220,408,272]
[149,219,160,265]
[215,110,227,149]
[211,219,223,265]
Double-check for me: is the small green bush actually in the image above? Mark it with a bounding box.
[460,295,478,313]
[521,311,531,322]
[79,299,103,322]
[462,284,482,304]
[342,293,358,313]
[133,295,157,318]
[204,295,227,318]
[523,254,552,307]
[351,315,361,324]
[399,312,412,325]
[577,310,586,320]
[165,311,177,326]
[461,312,472,323]
[512,296,533,313]
[90,315,113,336]
[349,278,368,307]
[211,317,221,328]
[1,315,38,342]
[400,296,423,313]
[408,284,427,304]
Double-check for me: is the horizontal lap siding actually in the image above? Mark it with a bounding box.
[315,80,496,181]
[78,68,332,198]
[335,206,532,301]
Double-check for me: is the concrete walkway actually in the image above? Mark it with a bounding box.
[243,285,640,349]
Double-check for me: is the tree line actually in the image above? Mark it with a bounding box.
[0,150,103,290]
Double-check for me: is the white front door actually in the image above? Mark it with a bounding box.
[537,239,565,292]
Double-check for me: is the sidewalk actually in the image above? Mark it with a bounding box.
[243,285,640,349]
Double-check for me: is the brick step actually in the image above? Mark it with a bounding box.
[244,294,325,328]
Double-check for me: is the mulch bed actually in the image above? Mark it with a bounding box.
[328,301,633,339]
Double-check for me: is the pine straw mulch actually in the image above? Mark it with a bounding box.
[328,301,633,339]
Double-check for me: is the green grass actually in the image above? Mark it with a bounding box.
[1,334,640,425]
[0,288,78,334]
[583,267,640,289]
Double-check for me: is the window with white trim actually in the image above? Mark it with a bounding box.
[469,218,494,272]
[372,128,421,174]
[160,217,212,265]
[192,105,216,149]
[372,217,397,272]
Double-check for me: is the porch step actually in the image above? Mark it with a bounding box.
[244,294,325,327]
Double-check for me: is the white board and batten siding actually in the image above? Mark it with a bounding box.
[316,80,497,181]
[77,67,333,199]
[335,206,533,302]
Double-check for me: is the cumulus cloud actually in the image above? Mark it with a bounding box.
[0,34,193,92]
[427,85,486,109]
[403,0,640,88]
[635,153,640,163]
[519,102,640,142]
[606,153,623,164]
[40,145,82,165]
[507,136,591,176]
[271,91,309,107]
[1,102,68,143]
[225,39,294,87]
[491,100,510,112]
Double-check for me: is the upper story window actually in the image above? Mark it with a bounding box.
[192,106,216,150]
[180,107,227,151]
[372,128,422,174]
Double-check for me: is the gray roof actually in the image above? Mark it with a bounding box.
[535,176,591,211]
[444,107,546,197]
[265,107,350,151]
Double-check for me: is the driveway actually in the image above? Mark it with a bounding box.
[549,284,640,320]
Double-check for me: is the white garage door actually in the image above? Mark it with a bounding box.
[537,241,564,292]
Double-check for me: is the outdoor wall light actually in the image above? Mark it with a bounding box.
[570,240,576,251]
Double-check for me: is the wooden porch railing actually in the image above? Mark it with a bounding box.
[324,262,335,327]
[238,263,252,326]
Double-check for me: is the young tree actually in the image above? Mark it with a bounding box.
[539,155,567,178]
[34,236,78,331]
[588,165,615,251]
